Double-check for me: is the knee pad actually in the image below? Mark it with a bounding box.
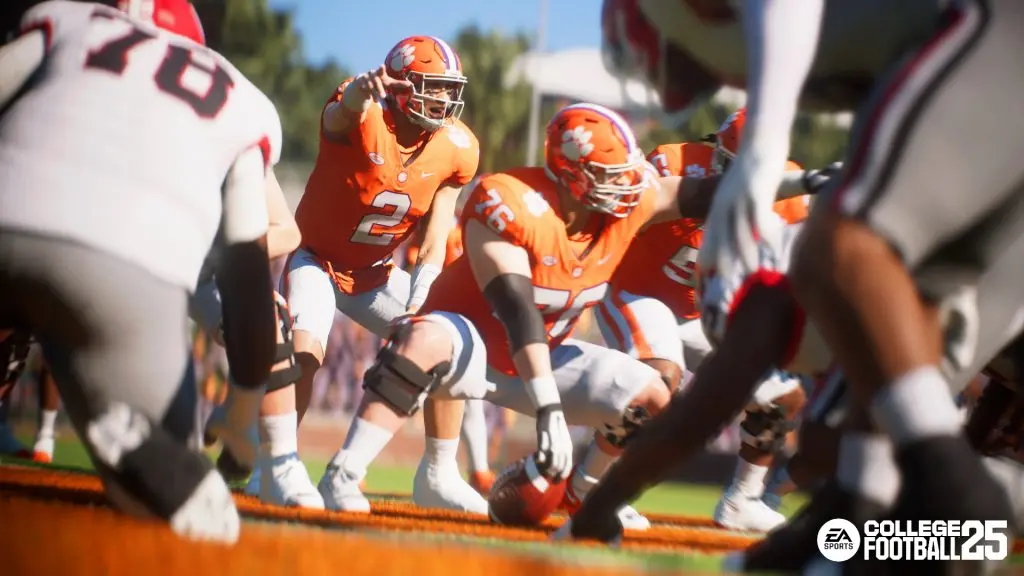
[601,405,652,449]
[362,336,450,417]
[266,292,301,392]
[740,405,794,454]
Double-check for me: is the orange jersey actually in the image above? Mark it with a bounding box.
[421,167,658,375]
[612,143,809,319]
[295,83,480,294]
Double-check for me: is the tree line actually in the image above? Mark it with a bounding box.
[137,0,850,171]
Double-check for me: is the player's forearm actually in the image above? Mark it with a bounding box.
[0,29,45,110]
[513,344,562,409]
[322,76,374,136]
[481,272,560,408]
[675,166,826,220]
[739,0,825,204]
[406,223,450,310]
[264,169,301,259]
[266,223,300,260]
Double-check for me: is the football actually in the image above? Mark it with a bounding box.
[487,453,566,526]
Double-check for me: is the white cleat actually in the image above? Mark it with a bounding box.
[713,490,787,533]
[260,453,324,509]
[616,505,651,531]
[169,469,241,544]
[411,455,488,515]
[317,458,370,512]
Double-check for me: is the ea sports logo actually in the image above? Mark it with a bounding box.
[817,518,861,562]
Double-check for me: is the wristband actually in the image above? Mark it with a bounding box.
[525,375,561,411]
[407,263,441,310]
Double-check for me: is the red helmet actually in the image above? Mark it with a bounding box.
[600,0,725,125]
[384,36,467,132]
[118,0,206,45]
[711,107,746,174]
[544,103,647,218]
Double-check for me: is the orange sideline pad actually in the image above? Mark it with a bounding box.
[2,464,1021,575]
[0,466,754,553]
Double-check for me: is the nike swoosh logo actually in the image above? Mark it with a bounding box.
[421,172,434,178]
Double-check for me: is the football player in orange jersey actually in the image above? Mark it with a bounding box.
[266,36,480,510]
[593,109,808,532]
[316,102,820,519]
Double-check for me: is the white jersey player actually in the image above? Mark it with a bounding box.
[0,0,282,543]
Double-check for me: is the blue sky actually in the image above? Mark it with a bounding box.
[267,0,602,72]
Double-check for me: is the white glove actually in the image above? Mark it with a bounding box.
[697,156,787,346]
[534,404,574,482]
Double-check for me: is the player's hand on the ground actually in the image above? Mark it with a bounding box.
[697,160,786,345]
[534,404,574,481]
[355,65,413,101]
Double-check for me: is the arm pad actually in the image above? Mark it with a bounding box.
[482,273,546,354]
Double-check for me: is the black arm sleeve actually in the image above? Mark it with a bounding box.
[482,273,546,355]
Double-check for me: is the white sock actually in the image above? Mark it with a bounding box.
[870,366,962,446]
[38,409,57,439]
[329,417,394,477]
[836,432,900,507]
[258,411,298,459]
[733,459,769,499]
[571,440,617,499]
[461,399,490,473]
[425,436,461,477]
[414,435,489,514]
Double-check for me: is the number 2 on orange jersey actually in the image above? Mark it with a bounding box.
[534,284,609,340]
[350,190,411,246]
[663,245,699,288]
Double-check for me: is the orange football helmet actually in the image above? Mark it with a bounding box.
[384,36,467,131]
[711,107,746,174]
[544,103,646,218]
[117,0,206,45]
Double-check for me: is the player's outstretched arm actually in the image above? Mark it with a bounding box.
[732,0,825,207]
[464,218,574,480]
[264,167,300,260]
[0,28,45,110]
[406,185,461,312]
[215,145,276,391]
[568,283,801,541]
[322,65,412,140]
[647,164,837,225]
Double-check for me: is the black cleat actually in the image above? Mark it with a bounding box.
[885,435,1018,576]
